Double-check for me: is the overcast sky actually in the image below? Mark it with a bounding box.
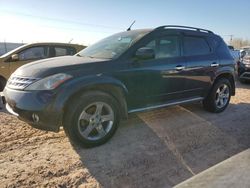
[0,0,249,45]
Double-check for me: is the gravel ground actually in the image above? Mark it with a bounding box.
[0,82,249,188]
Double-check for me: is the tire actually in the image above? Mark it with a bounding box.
[203,78,232,113]
[63,91,120,148]
[0,78,6,92]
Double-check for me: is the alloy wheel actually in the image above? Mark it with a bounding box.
[77,102,114,141]
[215,84,230,109]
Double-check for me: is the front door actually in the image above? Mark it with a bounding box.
[118,35,188,110]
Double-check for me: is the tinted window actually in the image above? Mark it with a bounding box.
[184,37,211,56]
[145,36,180,59]
[19,47,46,60]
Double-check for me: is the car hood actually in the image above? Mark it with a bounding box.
[14,56,108,78]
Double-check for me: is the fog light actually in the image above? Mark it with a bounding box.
[32,113,40,123]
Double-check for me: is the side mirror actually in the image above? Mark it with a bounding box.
[11,54,19,61]
[135,47,155,60]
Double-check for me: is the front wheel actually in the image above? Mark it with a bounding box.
[203,78,232,113]
[0,78,6,92]
[63,91,120,147]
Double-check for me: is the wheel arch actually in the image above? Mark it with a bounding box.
[60,76,129,122]
[213,72,235,96]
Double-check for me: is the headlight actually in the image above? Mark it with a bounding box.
[25,73,72,90]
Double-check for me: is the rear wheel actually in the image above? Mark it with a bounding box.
[203,78,231,113]
[63,91,120,147]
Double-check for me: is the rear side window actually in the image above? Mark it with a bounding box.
[183,37,211,56]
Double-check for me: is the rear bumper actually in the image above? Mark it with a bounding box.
[3,87,62,132]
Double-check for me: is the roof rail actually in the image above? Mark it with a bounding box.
[155,25,213,34]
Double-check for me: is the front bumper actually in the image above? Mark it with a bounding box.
[3,87,62,132]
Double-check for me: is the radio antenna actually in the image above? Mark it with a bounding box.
[127,20,136,31]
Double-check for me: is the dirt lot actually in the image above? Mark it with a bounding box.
[0,82,249,188]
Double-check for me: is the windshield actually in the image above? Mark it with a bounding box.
[77,30,150,59]
[0,44,26,58]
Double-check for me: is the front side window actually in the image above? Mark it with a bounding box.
[19,47,46,61]
[184,36,211,56]
[144,36,180,59]
[55,47,67,56]
[52,46,76,57]
[67,47,76,55]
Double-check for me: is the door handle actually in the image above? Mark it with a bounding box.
[211,62,220,67]
[175,65,185,71]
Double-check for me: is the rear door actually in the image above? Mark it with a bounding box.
[183,35,218,98]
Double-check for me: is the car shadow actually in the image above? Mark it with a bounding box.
[71,114,193,188]
[71,100,250,187]
[182,101,250,148]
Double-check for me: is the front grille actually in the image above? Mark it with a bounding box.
[7,76,38,90]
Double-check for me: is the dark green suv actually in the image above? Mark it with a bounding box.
[3,26,235,147]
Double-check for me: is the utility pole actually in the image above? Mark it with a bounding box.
[229,35,234,43]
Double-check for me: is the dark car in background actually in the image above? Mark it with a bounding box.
[238,46,250,83]
[0,42,85,91]
[228,45,240,63]
[3,26,235,147]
